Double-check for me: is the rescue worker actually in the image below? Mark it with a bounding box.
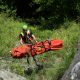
[19,25,43,74]
[19,25,37,45]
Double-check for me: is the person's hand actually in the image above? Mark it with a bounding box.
[10,51,11,53]
[36,41,38,43]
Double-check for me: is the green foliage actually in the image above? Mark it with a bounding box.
[0,14,25,56]
[1,0,80,23]
[0,13,80,80]
[10,63,24,75]
[0,0,80,79]
[0,0,16,17]
[32,0,80,27]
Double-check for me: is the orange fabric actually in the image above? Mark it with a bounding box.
[50,40,63,50]
[11,45,30,58]
[11,39,63,58]
[29,37,33,41]
[31,42,45,56]
[43,40,50,51]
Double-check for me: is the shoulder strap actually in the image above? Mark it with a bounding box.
[20,32,24,36]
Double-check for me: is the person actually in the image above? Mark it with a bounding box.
[19,25,43,74]
[19,25,37,45]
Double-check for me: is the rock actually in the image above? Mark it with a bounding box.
[61,40,80,80]
[0,69,26,80]
[71,62,80,80]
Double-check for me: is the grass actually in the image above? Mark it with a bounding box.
[0,13,80,80]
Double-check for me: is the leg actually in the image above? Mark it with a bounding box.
[33,56,38,66]
[33,56,43,70]
[24,55,33,75]
[27,55,30,67]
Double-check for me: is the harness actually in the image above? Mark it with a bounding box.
[20,31,33,44]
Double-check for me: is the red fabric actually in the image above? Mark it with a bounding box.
[11,39,63,58]
[50,40,63,50]
[31,42,45,56]
[43,40,50,51]
[11,45,30,58]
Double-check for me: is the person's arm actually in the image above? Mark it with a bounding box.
[32,34,37,43]
[20,38,24,44]
[19,34,24,44]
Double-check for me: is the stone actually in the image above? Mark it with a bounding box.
[0,69,26,80]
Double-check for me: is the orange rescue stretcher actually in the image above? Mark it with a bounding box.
[11,39,63,58]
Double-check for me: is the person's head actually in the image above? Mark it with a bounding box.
[22,25,28,33]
